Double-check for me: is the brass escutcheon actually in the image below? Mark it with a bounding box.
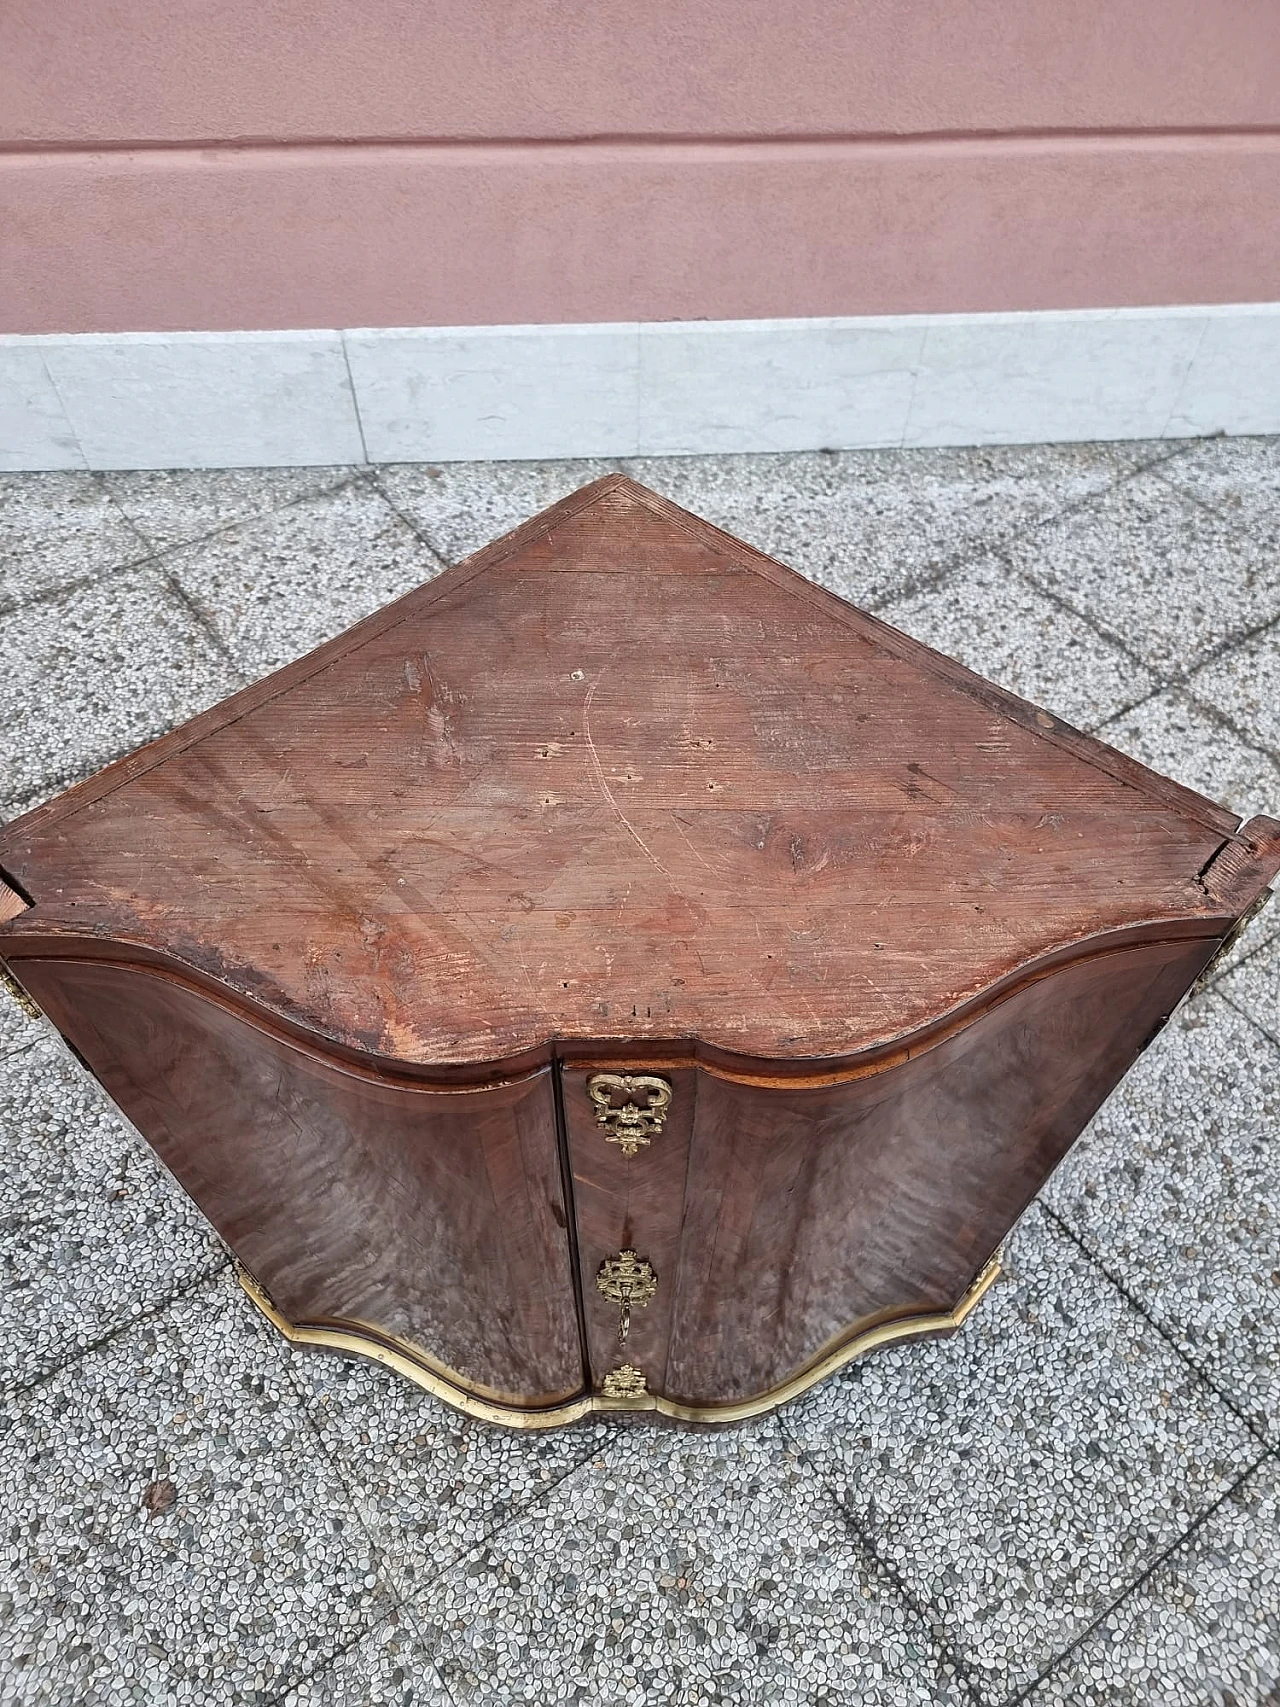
[586,1072,673,1157]
[601,1363,648,1399]
[595,1249,657,1344]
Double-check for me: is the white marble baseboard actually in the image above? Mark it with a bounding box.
[3,304,1278,471]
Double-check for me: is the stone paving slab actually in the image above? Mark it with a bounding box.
[102,467,355,555]
[1026,1454,1280,1707]
[0,472,148,607]
[882,551,1154,729]
[1043,993,1280,1442]
[0,566,243,821]
[164,477,445,678]
[1190,622,1280,759]
[0,439,1277,1707]
[279,1611,454,1707]
[1219,931,1280,1047]
[625,441,1152,610]
[784,1205,1260,1704]
[1094,686,1280,822]
[375,460,621,567]
[1153,433,1280,540]
[1003,468,1280,680]
[0,994,224,1394]
[287,1356,608,1603]
[0,1273,394,1705]
[413,1424,972,1707]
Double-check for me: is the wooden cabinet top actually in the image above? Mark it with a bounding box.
[2,476,1277,1079]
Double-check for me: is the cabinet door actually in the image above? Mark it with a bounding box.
[664,937,1211,1409]
[18,957,584,1410]
[559,1065,697,1397]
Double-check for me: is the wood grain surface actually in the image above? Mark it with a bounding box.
[3,477,1275,1075]
[660,934,1212,1404]
[17,955,583,1407]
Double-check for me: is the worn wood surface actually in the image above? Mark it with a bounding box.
[662,935,1211,1404]
[2,477,1275,1074]
[17,955,583,1407]
[2,475,1277,1421]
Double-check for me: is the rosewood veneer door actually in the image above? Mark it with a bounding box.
[559,1066,697,1394]
[18,956,585,1410]
[660,934,1212,1410]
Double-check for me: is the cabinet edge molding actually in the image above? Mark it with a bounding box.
[236,1253,1003,1429]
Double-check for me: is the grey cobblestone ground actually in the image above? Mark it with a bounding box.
[1,439,1278,1705]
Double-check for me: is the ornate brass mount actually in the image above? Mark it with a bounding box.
[238,1253,1002,1429]
[601,1363,648,1399]
[1191,887,1272,996]
[586,1072,673,1157]
[0,962,40,1021]
[595,1249,657,1344]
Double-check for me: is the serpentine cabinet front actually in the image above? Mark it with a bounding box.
[4,927,1214,1427]
[559,928,1215,1417]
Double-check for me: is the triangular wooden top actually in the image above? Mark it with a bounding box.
[2,477,1276,1070]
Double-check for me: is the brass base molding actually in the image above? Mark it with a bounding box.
[237,1255,1002,1430]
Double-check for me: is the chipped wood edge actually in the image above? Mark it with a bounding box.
[0,874,30,924]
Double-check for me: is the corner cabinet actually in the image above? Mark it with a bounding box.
[1,477,1275,1427]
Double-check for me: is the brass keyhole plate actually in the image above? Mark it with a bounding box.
[586,1072,673,1157]
[595,1248,658,1343]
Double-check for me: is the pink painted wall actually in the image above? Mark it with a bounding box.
[3,2,1279,333]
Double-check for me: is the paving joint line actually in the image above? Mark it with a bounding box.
[91,467,158,562]
[161,568,251,684]
[1123,435,1207,474]
[1003,1443,1278,1706]
[994,546,1177,691]
[1147,456,1280,547]
[837,1494,990,1707]
[1171,601,1280,681]
[103,465,369,562]
[264,1354,418,1685]
[1039,1204,1275,1450]
[0,1037,42,1065]
[1,442,1270,1700]
[1079,681,1172,738]
[260,1602,452,1707]
[778,1414,990,1706]
[341,343,372,467]
[4,1254,231,1402]
[0,555,166,623]
[358,467,455,571]
[0,468,370,624]
[1206,921,1280,990]
[863,443,1196,617]
[349,1434,613,1707]
[1001,556,1280,774]
[443,1429,621,1569]
[262,1325,604,1623]
[1003,531,1280,755]
[1172,681,1280,772]
[1078,667,1280,788]
[1217,987,1280,1058]
[259,1618,385,1707]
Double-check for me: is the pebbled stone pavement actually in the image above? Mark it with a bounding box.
[1,439,1278,1706]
